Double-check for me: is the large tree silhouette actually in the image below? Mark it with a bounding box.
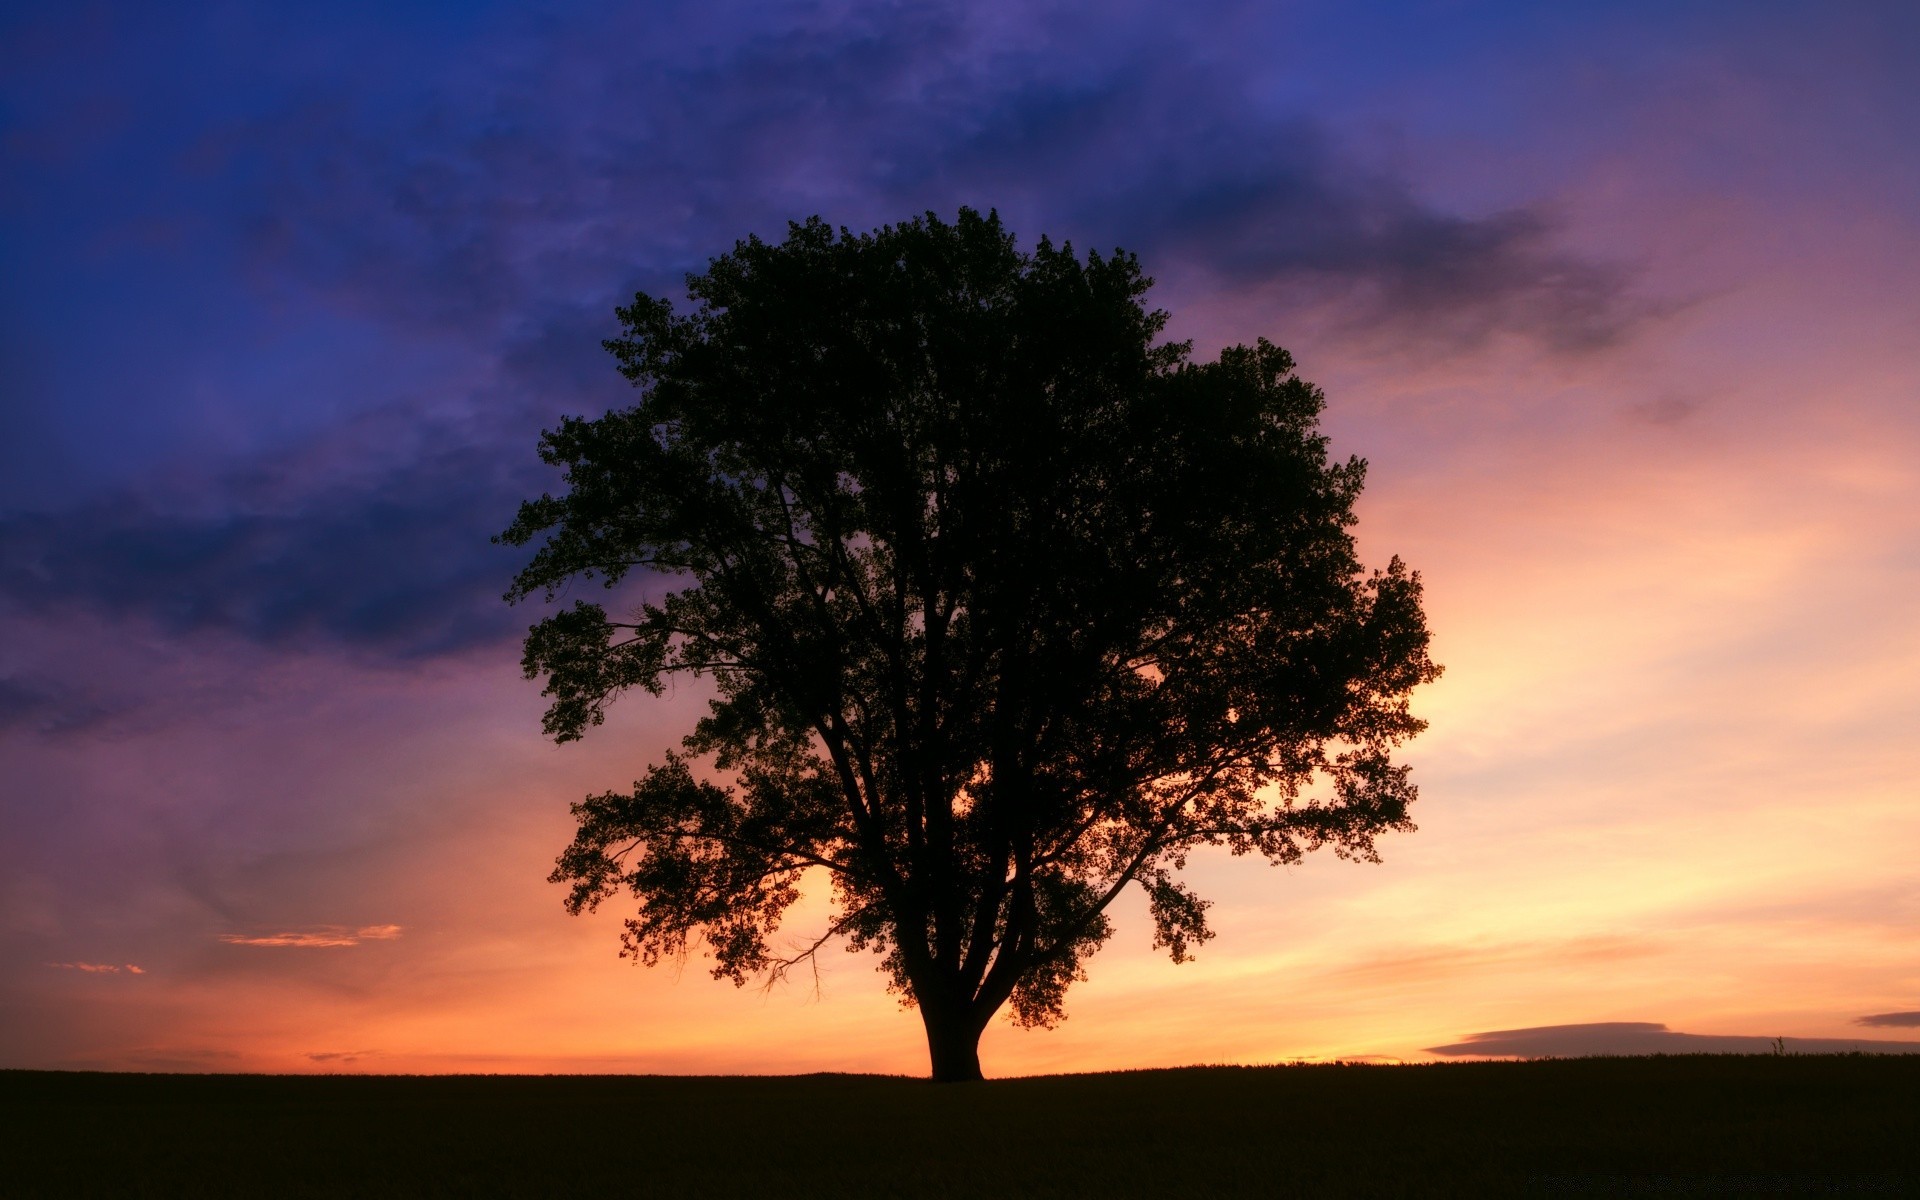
[501,209,1439,1081]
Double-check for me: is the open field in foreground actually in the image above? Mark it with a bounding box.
[4,1056,1917,1198]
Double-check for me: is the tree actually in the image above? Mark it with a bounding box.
[500,209,1440,1082]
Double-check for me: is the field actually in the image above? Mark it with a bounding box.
[4,1056,1916,1197]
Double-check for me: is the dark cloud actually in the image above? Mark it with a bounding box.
[213,1,1638,355]
[1427,1022,1920,1058]
[0,675,122,735]
[933,66,1641,351]
[1856,1012,1920,1028]
[0,412,533,661]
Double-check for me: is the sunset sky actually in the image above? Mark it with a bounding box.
[4,0,1918,1076]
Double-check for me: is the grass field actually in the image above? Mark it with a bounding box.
[4,1056,1916,1197]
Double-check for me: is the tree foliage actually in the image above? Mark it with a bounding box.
[501,209,1440,1080]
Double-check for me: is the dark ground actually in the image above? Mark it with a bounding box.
[3,1055,1915,1198]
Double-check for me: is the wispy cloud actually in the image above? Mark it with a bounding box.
[46,961,144,974]
[307,1049,378,1064]
[218,924,402,948]
[1856,1012,1920,1028]
[1323,935,1660,989]
[1427,1022,1920,1058]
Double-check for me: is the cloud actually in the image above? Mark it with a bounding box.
[208,2,1638,355]
[0,675,122,736]
[1325,936,1658,989]
[1856,1012,1920,1028]
[1427,1022,1920,1058]
[0,0,1652,678]
[934,73,1642,351]
[0,414,529,661]
[218,924,402,949]
[47,962,144,974]
[307,1049,377,1063]
[116,1048,243,1072]
[1623,395,1704,427]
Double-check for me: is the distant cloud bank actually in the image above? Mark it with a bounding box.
[47,962,144,974]
[1855,1012,1920,1028]
[1428,1022,1920,1058]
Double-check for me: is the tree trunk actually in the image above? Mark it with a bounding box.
[921,1004,986,1082]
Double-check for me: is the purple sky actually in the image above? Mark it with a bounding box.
[4,1,1919,1074]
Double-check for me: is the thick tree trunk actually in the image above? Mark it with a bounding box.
[921,1004,986,1082]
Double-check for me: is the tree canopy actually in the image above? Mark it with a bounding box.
[500,208,1440,1081]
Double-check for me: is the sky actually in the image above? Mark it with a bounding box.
[3,0,1918,1076]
